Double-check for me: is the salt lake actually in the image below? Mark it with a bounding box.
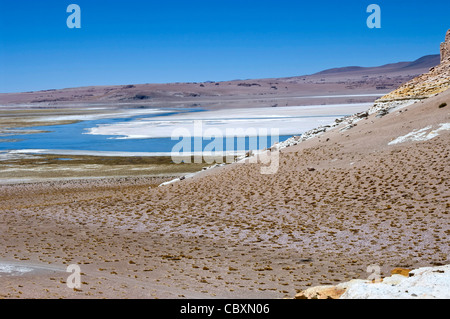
[0,103,371,156]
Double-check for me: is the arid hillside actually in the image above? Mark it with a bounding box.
[0,55,439,108]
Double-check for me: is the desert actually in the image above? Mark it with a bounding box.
[0,26,449,300]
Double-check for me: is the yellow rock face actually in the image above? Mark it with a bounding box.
[441,29,450,62]
[294,286,346,299]
[378,29,450,103]
[390,268,412,277]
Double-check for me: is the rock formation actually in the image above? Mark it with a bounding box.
[340,265,450,299]
[377,29,450,103]
[294,265,450,299]
[441,29,450,62]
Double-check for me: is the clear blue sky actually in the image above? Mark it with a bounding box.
[0,0,449,93]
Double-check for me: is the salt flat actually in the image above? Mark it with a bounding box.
[86,103,372,139]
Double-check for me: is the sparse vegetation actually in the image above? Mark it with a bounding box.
[133,94,151,100]
[438,102,447,108]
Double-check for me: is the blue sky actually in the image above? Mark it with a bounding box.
[0,0,449,93]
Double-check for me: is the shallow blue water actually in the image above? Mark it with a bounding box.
[0,109,291,154]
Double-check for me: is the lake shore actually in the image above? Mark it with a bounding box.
[0,153,207,184]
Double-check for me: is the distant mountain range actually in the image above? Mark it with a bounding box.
[314,54,440,76]
[0,54,440,107]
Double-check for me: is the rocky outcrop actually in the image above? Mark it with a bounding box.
[377,29,450,103]
[341,265,450,299]
[294,265,450,299]
[441,29,450,63]
[294,285,346,299]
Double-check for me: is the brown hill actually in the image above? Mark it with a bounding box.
[0,55,440,108]
[314,54,439,76]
